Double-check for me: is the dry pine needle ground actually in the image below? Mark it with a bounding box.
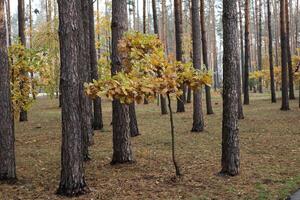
[0,92,299,200]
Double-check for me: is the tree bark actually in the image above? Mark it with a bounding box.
[56,0,88,196]
[167,94,181,176]
[244,0,250,105]
[89,0,103,131]
[0,0,16,181]
[152,0,158,35]
[142,0,149,105]
[200,0,214,115]
[221,0,240,176]
[186,87,192,103]
[153,0,168,114]
[111,0,134,164]
[174,0,185,112]
[6,0,11,46]
[237,2,244,120]
[209,0,219,91]
[285,0,295,100]
[267,0,277,103]
[257,0,263,93]
[191,0,204,132]
[143,0,146,34]
[96,0,101,58]
[280,0,290,110]
[18,0,28,122]
[238,0,244,94]
[273,0,280,66]
[129,103,140,137]
[29,0,36,100]
[80,0,94,161]
[296,0,299,52]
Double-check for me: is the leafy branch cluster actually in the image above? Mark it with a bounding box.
[9,44,38,113]
[250,55,300,87]
[85,32,212,104]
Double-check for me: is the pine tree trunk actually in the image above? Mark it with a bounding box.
[221,0,240,176]
[152,0,158,34]
[238,0,244,94]
[143,0,146,34]
[0,0,16,181]
[29,0,36,101]
[111,0,134,164]
[57,0,87,195]
[244,0,250,105]
[89,0,103,131]
[267,0,277,103]
[186,87,192,103]
[237,3,244,120]
[191,0,204,132]
[18,0,28,122]
[153,0,168,114]
[200,0,214,115]
[174,0,185,112]
[142,0,149,105]
[96,0,101,58]
[80,0,94,161]
[54,0,57,18]
[280,0,290,110]
[273,0,280,66]
[211,0,219,91]
[237,65,244,119]
[257,0,263,93]
[129,103,140,137]
[253,0,258,72]
[123,1,140,134]
[285,0,295,100]
[6,0,11,45]
[296,0,299,53]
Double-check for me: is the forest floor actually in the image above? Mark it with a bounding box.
[0,91,300,200]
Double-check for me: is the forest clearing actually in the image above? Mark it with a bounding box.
[1,93,300,200]
[1,0,300,199]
